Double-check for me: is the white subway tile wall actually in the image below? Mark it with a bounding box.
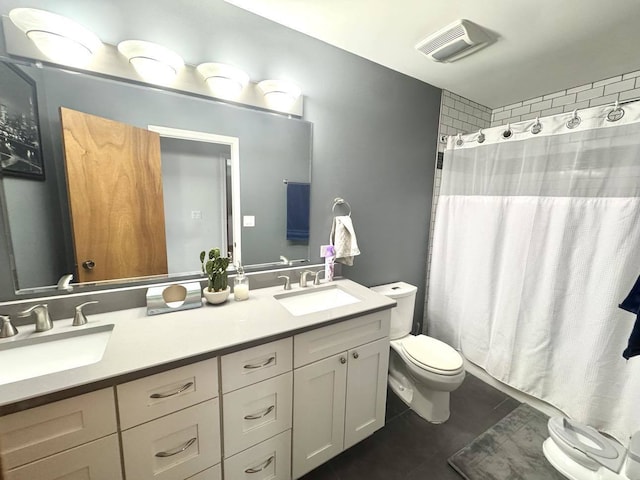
[425,92,491,322]
[490,70,640,126]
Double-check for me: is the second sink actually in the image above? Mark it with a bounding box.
[274,284,361,316]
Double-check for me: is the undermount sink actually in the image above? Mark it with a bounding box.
[0,324,114,385]
[275,284,361,316]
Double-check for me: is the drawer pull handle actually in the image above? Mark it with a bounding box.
[245,455,275,473]
[244,404,275,420]
[150,381,194,399]
[155,437,197,458]
[353,351,359,359]
[243,356,276,370]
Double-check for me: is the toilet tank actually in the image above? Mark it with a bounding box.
[370,282,417,340]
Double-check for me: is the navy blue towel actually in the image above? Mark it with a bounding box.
[619,275,640,360]
[286,182,310,242]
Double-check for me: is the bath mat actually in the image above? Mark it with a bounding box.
[448,403,565,480]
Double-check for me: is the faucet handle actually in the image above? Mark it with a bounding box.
[313,270,325,285]
[277,275,291,290]
[73,301,99,326]
[0,315,18,338]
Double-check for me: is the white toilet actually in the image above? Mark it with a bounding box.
[371,282,465,424]
[543,417,640,480]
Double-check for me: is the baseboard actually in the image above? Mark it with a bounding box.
[464,360,565,419]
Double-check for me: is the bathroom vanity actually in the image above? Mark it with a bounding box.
[0,279,395,480]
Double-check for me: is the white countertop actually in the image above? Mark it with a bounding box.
[0,279,395,407]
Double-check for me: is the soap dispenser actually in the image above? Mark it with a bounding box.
[234,265,249,301]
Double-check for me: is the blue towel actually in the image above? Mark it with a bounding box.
[619,275,640,359]
[286,182,310,242]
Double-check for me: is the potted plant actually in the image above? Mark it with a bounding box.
[200,248,231,304]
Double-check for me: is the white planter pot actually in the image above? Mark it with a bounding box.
[202,286,230,305]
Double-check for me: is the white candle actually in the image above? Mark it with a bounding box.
[234,284,250,301]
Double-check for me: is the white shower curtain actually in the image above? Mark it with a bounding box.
[427,103,640,443]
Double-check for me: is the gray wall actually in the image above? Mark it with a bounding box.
[161,137,228,274]
[0,0,441,327]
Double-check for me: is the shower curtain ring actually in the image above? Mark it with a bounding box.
[566,110,581,129]
[607,100,625,122]
[456,133,463,146]
[477,129,485,143]
[531,117,543,134]
[502,123,513,139]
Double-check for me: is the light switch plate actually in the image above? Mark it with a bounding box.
[243,215,255,227]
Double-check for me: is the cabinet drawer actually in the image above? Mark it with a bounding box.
[224,430,291,480]
[223,372,292,457]
[294,311,391,367]
[0,388,117,470]
[221,337,292,393]
[186,464,222,480]
[117,357,218,429]
[5,434,121,480]
[121,398,221,480]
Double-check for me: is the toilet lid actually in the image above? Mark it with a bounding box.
[401,335,463,372]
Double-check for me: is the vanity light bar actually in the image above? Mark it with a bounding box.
[9,8,103,66]
[6,8,303,114]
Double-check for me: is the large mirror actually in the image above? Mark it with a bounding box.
[0,57,313,299]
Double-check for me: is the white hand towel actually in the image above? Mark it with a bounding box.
[330,215,361,266]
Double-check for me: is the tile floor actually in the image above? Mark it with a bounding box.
[300,373,521,480]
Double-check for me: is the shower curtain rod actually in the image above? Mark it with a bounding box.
[446,98,640,147]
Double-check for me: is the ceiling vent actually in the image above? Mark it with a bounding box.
[415,19,491,63]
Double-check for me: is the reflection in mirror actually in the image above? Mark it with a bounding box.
[0,58,313,300]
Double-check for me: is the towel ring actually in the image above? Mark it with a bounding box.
[332,197,352,216]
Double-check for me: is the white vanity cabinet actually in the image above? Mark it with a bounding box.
[117,357,221,480]
[220,338,293,479]
[291,311,391,479]
[0,282,394,480]
[0,388,121,480]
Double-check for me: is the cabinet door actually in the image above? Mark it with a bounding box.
[344,337,390,449]
[292,353,347,479]
[5,434,121,480]
[0,388,117,470]
[186,464,222,480]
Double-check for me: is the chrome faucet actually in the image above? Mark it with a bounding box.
[279,255,291,266]
[277,275,291,290]
[299,270,314,287]
[313,270,325,285]
[73,301,99,326]
[56,274,74,292]
[0,315,18,338]
[18,304,53,332]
